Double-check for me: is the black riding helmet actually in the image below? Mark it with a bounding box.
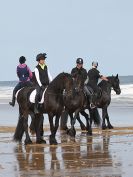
[76,58,83,64]
[19,56,26,64]
[36,53,47,61]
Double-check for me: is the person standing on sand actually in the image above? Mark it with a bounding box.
[9,56,33,106]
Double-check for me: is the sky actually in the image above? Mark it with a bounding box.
[0,0,133,81]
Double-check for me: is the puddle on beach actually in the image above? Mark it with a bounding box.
[0,129,133,177]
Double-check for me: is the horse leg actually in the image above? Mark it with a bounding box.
[40,115,44,137]
[80,110,90,131]
[14,106,25,143]
[106,109,114,129]
[49,113,57,145]
[84,108,94,136]
[77,115,86,131]
[35,114,46,144]
[67,113,76,137]
[23,115,32,145]
[53,114,60,143]
[14,115,24,143]
[102,107,107,130]
[60,110,69,131]
[29,113,36,135]
[83,111,92,136]
[68,109,81,137]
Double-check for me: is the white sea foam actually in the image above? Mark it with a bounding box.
[111,84,133,102]
[0,86,13,99]
[0,84,133,103]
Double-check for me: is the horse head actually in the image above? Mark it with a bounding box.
[109,74,121,95]
[72,74,84,93]
[62,72,74,92]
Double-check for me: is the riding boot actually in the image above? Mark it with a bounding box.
[9,94,16,107]
[34,102,39,114]
[34,94,40,114]
[84,85,95,108]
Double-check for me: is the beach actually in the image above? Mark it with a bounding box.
[0,79,133,176]
[0,101,133,176]
[0,127,133,176]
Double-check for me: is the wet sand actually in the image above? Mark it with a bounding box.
[0,127,133,177]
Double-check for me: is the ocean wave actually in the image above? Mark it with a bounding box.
[0,86,13,99]
[0,84,133,103]
[111,84,133,102]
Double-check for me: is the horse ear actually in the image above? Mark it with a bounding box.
[116,74,118,78]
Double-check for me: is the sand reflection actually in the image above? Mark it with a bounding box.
[14,132,122,176]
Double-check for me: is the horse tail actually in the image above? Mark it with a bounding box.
[91,108,101,126]
[13,115,24,142]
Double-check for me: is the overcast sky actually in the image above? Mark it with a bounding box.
[0,0,133,81]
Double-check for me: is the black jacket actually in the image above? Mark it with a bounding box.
[87,68,101,85]
[36,65,49,86]
[71,67,87,82]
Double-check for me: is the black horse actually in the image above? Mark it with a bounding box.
[62,74,101,136]
[13,72,74,145]
[76,74,121,130]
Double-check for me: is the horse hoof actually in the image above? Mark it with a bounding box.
[50,139,58,145]
[81,125,87,131]
[36,139,46,144]
[25,140,32,145]
[108,125,114,129]
[49,135,58,145]
[102,125,107,130]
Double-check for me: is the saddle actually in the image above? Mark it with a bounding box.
[84,85,102,99]
[84,85,94,96]
[15,87,47,104]
[29,88,47,104]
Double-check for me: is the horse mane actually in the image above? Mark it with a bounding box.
[51,72,71,83]
[48,72,72,90]
[98,76,112,87]
[98,75,119,87]
[98,79,107,87]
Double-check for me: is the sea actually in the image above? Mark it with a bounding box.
[0,76,133,127]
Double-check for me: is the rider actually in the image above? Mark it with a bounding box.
[9,56,33,106]
[87,61,108,98]
[34,53,52,114]
[71,58,87,82]
[71,58,95,106]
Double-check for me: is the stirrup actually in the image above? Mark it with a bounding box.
[90,103,96,109]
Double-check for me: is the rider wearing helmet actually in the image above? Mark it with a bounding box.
[87,61,108,98]
[71,58,95,107]
[34,53,52,113]
[71,58,87,82]
[9,56,33,106]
